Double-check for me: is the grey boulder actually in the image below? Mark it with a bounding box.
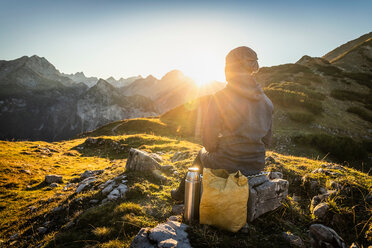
[312,202,329,219]
[126,148,161,171]
[309,224,347,248]
[247,173,289,222]
[45,175,63,184]
[130,220,191,248]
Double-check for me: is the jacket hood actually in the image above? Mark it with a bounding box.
[226,76,263,101]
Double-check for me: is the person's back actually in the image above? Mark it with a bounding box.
[201,76,273,175]
[171,46,273,200]
[200,46,273,175]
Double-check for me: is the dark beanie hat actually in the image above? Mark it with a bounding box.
[226,46,258,65]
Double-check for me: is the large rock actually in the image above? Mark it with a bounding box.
[45,175,63,184]
[312,202,329,219]
[247,173,289,221]
[130,220,191,248]
[126,148,161,171]
[309,224,347,248]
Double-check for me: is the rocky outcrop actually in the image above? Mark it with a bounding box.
[247,173,289,222]
[130,220,191,248]
[309,224,347,248]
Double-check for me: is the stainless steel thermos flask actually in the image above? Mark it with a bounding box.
[184,167,201,223]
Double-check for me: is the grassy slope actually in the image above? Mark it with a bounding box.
[0,118,371,247]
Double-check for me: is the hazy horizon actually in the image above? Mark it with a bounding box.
[1,0,371,84]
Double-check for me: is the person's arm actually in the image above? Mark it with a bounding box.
[202,97,220,152]
[262,121,272,148]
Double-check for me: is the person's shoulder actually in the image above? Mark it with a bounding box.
[262,93,274,111]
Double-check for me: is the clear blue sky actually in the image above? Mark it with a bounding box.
[0,0,371,84]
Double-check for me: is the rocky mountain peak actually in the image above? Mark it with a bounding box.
[161,70,185,81]
[22,55,62,80]
[296,55,330,67]
[145,75,158,81]
[74,72,86,77]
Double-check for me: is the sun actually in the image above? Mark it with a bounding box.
[183,62,225,87]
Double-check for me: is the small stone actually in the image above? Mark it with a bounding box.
[312,168,326,174]
[329,181,341,190]
[168,215,180,222]
[310,180,318,191]
[80,170,104,180]
[37,227,47,234]
[10,233,19,240]
[171,204,184,215]
[20,169,31,175]
[319,187,327,194]
[107,184,127,201]
[49,183,59,188]
[64,221,74,229]
[265,156,276,164]
[90,199,99,204]
[268,171,283,179]
[45,175,63,184]
[52,206,63,212]
[28,206,37,212]
[75,177,96,193]
[102,182,115,195]
[282,232,305,248]
[292,194,301,202]
[240,223,249,234]
[313,202,329,219]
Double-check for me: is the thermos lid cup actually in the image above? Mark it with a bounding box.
[186,167,200,181]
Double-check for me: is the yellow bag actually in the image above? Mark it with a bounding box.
[199,168,249,232]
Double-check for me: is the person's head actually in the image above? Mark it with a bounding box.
[225,46,259,83]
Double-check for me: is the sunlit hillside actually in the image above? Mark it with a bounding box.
[0,118,371,247]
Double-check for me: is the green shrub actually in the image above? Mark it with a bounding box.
[264,88,323,114]
[347,107,372,123]
[330,90,369,103]
[288,112,315,123]
[257,64,322,85]
[114,202,143,215]
[343,72,372,88]
[268,82,326,100]
[313,64,344,76]
[293,134,368,162]
[364,104,372,111]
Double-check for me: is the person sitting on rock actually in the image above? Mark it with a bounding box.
[171,46,273,201]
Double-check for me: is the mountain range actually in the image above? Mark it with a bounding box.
[0,32,371,158]
[0,56,224,141]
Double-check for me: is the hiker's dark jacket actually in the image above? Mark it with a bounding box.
[199,77,273,176]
